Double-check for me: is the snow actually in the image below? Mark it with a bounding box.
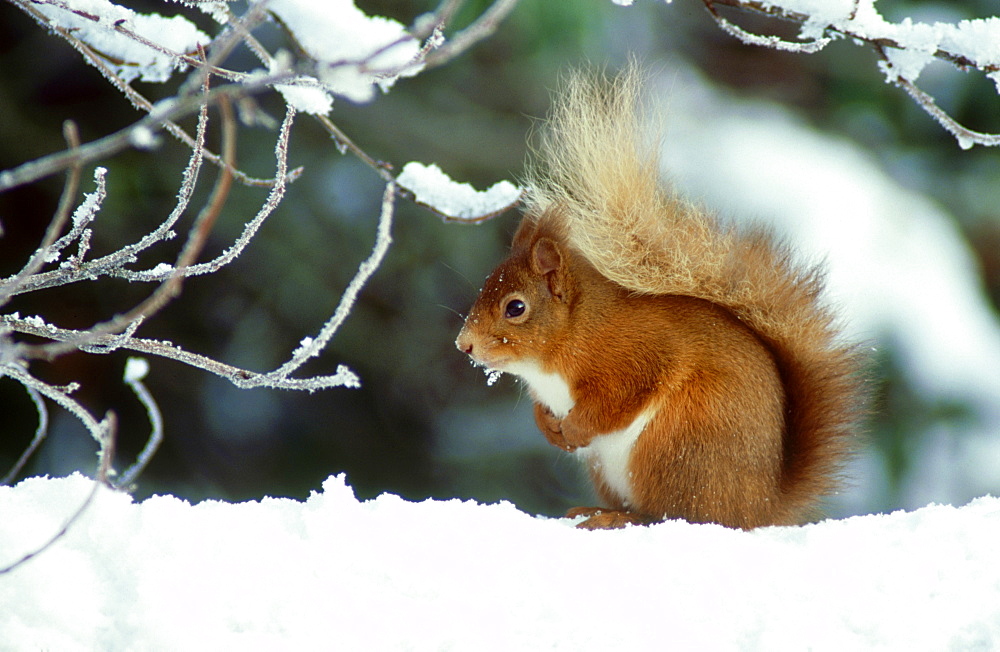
[127,126,160,150]
[397,162,521,220]
[273,76,334,116]
[33,0,209,83]
[1,473,998,649]
[122,357,148,383]
[721,1,1000,88]
[268,0,422,103]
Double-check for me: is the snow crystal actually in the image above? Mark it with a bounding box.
[123,357,149,382]
[484,368,503,386]
[166,0,229,25]
[22,315,49,330]
[34,0,210,84]
[268,0,422,103]
[146,262,174,276]
[397,162,521,220]
[292,336,314,357]
[880,45,936,83]
[128,126,160,150]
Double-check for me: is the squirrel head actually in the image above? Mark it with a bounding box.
[455,212,581,374]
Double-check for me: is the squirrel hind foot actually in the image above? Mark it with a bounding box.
[566,506,661,530]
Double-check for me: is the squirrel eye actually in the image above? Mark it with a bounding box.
[504,299,527,319]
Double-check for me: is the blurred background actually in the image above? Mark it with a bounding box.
[1,0,999,519]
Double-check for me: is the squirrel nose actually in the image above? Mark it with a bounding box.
[455,329,474,355]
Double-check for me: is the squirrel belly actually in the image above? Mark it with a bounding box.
[455,64,864,530]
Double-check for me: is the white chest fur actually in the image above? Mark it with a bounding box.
[577,410,652,507]
[505,360,575,418]
[505,360,651,507]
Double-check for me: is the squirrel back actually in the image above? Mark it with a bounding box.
[457,65,865,529]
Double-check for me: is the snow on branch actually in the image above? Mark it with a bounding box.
[698,0,1000,148]
[1,0,522,489]
[397,162,523,223]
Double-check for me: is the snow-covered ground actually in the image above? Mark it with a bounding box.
[1,473,998,650]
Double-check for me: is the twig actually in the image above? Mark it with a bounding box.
[263,181,397,386]
[0,383,49,485]
[875,45,1000,149]
[19,82,236,362]
[2,314,359,391]
[0,71,291,194]
[423,0,520,69]
[0,121,83,307]
[1,364,109,447]
[315,115,395,182]
[702,1,829,53]
[115,358,163,489]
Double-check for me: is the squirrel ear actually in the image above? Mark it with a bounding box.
[532,237,567,300]
[532,237,562,275]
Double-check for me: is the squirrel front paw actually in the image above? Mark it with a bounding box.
[532,403,597,451]
[533,403,577,451]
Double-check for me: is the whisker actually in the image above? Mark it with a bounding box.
[436,303,466,320]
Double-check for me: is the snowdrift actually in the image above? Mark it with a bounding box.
[1,474,998,650]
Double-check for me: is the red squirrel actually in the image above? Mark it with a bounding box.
[455,66,864,530]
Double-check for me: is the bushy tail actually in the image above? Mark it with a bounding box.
[524,64,865,518]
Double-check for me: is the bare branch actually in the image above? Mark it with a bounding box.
[0,71,293,193]
[706,0,1000,74]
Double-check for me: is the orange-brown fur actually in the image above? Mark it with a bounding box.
[455,65,864,530]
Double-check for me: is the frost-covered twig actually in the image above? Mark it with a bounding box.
[0,409,115,575]
[16,86,234,362]
[875,45,1000,149]
[260,181,398,389]
[1,364,112,451]
[0,383,49,486]
[115,358,162,489]
[702,1,829,53]
[0,122,83,307]
[0,68,294,193]
[1,313,354,391]
[699,0,1000,148]
[423,0,520,68]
